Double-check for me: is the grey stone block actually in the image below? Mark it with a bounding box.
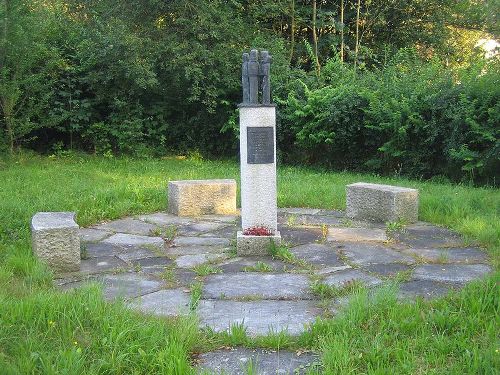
[346,182,419,223]
[168,179,237,216]
[236,231,281,256]
[31,212,80,273]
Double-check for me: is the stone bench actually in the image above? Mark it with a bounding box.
[31,212,81,272]
[346,182,419,223]
[168,179,237,216]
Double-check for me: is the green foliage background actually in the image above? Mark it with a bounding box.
[0,0,499,184]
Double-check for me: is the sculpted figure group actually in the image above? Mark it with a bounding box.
[242,49,272,105]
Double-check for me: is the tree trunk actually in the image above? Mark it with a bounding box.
[354,0,361,70]
[340,0,344,62]
[289,0,295,65]
[312,0,320,77]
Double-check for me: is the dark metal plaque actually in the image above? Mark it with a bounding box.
[247,127,274,164]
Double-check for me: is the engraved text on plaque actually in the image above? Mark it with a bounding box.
[247,127,274,164]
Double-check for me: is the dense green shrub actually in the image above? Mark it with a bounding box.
[280,52,499,184]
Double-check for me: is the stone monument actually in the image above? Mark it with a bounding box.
[237,49,281,255]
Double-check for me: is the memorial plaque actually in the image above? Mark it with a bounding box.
[247,127,274,164]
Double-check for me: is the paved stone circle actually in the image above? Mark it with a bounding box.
[57,208,492,374]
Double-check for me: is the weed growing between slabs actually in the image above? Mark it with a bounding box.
[0,153,498,372]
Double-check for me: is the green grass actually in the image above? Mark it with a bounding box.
[242,261,275,272]
[310,279,365,299]
[0,153,499,373]
[192,264,222,277]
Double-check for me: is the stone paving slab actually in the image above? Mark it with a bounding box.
[200,225,239,238]
[80,228,112,242]
[202,273,312,300]
[80,256,128,274]
[177,221,230,235]
[363,263,412,277]
[99,273,164,300]
[55,208,493,354]
[130,256,173,268]
[166,245,229,256]
[116,247,161,262]
[278,226,324,245]
[338,243,415,266]
[397,280,456,300]
[290,243,344,268]
[128,289,191,316]
[218,257,295,273]
[138,213,193,226]
[327,227,388,242]
[84,242,122,257]
[401,247,488,264]
[175,253,227,268]
[197,348,320,375]
[198,300,322,336]
[413,264,492,284]
[173,236,231,247]
[315,265,352,276]
[395,224,466,248]
[102,233,164,249]
[324,269,383,288]
[95,218,158,236]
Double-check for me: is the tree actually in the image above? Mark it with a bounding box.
[0,0,61,154]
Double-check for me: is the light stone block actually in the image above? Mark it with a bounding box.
[346,182,419,223]
[31,212,80,272]
[239,106,278,232]
[236,231,281,256]
[168,179,237,216]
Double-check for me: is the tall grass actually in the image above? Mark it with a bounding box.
[0,153,498,373]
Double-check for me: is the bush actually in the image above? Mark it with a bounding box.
[279,51,500,185]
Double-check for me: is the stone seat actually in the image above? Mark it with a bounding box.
[31,212,80,272]
[168,179,237,216]
[346,182,419,223]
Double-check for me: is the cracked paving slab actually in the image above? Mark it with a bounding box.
[401,247,488,264]
[175,253,227,268]
[202,273,312,300]
[80,228,112,242]
[197,347,321,375]
[198,299,322,336]
[290,243,345,268]
[323,269,383,288]
[95,218,158,236]
[102,233,164,250]
[173,236,230,247]
[338,242,415,266]
[166,245,229,256]
[137,213,193,226]
[327,227,388,242]
[413,264,492,284]
[395,224,467,248]
[397,280,457,300]
[128,288,191,316]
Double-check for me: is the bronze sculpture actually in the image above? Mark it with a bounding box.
[241,49,272,105]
